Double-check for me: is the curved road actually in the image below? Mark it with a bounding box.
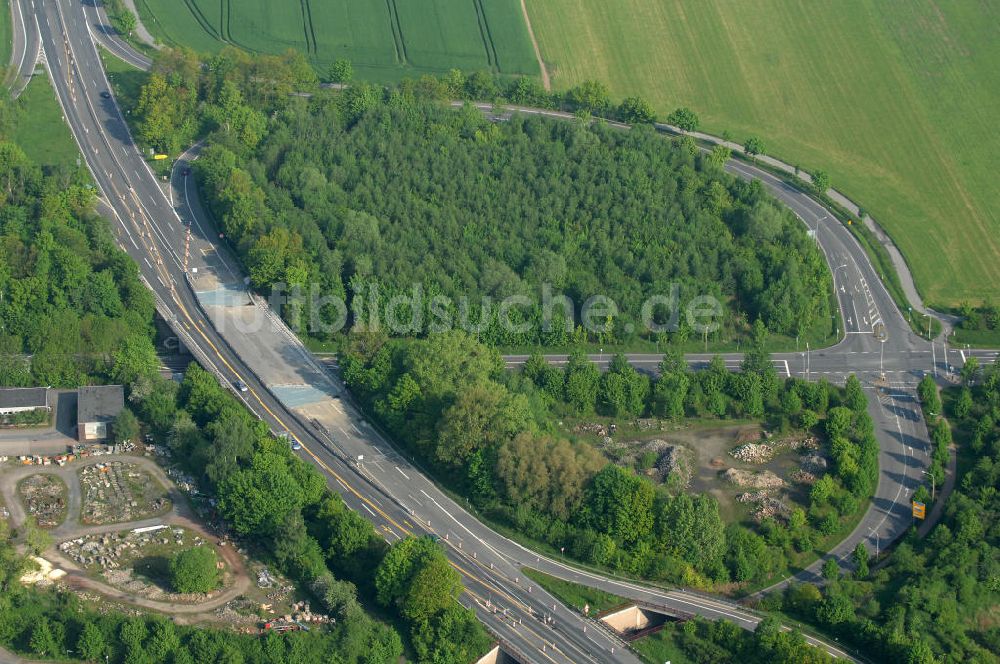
[4,0,39,98]
[12,2,995,660]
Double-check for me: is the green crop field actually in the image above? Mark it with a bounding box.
[134,0,540,81]
[527,0,1000,307]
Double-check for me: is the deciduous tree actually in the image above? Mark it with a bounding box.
[667,107,700,131]
[169,545,220,593]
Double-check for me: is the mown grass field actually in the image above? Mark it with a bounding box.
[527,0,1000,307]
[134,0,539,81]
[12,75,82,168]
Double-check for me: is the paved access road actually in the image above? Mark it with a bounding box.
[16,2,993,660]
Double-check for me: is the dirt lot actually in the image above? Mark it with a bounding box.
[60,525,230,603]
[17,474,68,528]
[79,461,171,525]
[568,418,826,525]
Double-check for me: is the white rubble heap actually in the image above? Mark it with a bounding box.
[729,435,820,464]
[723,468,785,489]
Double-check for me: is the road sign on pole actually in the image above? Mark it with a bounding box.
[912,501,926,520]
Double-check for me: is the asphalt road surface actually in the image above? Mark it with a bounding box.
[4,0,40,98]
[14,2,994,660]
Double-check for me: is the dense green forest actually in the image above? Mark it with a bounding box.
[197,93,831,347]
[758,360,1000,663]
[339,326,877,590]
[637,615,835,664]
[128,48,833,349]
[0,140,158,388]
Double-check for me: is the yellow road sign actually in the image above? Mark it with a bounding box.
[912,501,926,519]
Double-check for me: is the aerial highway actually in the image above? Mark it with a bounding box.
[4,0,39,98]
[25,1,641,661]
[81,0,152,70]
[15,1,992,660]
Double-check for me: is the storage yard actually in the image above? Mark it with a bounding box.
[16,474,67,528]
[59,525,226,602]
[79,461,171,525]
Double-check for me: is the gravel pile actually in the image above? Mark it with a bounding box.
[730,435,821,465]
[736,491,791,522]
[791,470,817,484]
[730,442,776,464]
[723,468,785,489]
[18,475,66,528]
[654,444,694,487]
[575,423,609,437]
[800,453,828,474]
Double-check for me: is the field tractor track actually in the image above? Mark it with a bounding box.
[180,0,222,42]
[301,0,318,55]
[472,0,499,70]
[223,0,234,43]
[222,0,262,55]
[385,0,408,65]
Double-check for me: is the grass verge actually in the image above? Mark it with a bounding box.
[11,74,83,169]
[630,626,692,664]
[521,568,627,615]
[949,327,1000,349]
[99,44,145,109]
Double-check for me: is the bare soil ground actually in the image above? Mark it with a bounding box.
[568,418,824,525]
[662,426,818,524]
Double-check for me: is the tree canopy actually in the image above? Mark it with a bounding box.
[342,325,870,588]
[168,545,220,594]
[191,87,830,347]
[0,141,156,388]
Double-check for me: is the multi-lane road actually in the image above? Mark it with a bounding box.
[9,2,995,661]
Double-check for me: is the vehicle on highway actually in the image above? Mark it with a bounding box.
[233,379,248,393]
[100,90,111,99]
[278,430,302,451]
